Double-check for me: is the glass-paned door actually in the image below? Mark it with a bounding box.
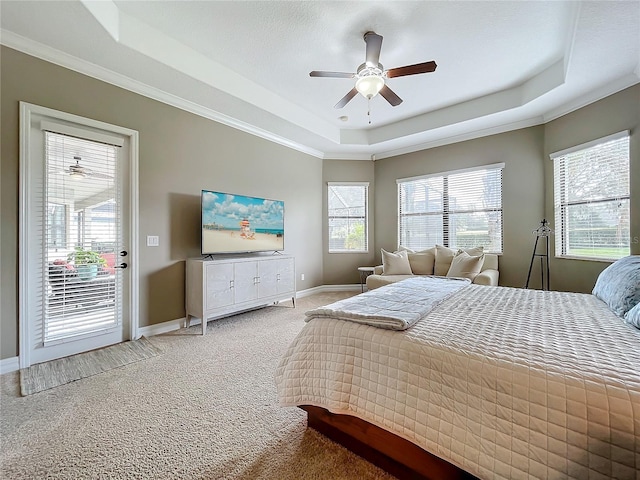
[21,104,134,367]
[44,132,122,343]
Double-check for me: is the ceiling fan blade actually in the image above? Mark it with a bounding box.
[386,61,437,78]
[334,88,358,109]
[88,171,114,180]
[379,85,403,106]
[310,71,355,78]
[364,32,383,67]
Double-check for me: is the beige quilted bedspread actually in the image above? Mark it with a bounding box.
[275,284,640,479]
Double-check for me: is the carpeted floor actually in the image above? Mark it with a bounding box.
[0,292,395,479]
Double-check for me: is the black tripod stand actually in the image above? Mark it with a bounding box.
[525,219,552,290]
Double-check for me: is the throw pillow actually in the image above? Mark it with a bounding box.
[381,248,412,275]
[434,245,456,276]
[398,245,436,275]
[592,255,640,317]
[624,302,640,329]
[463,246,484,257]
[446,251,485,281]
[434,245,484,276]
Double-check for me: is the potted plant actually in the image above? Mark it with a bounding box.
[67,246,106,281]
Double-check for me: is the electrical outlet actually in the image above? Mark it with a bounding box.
[300,273,305,281]
[147,235,159,247]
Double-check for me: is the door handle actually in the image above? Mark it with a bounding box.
[114,262,128,269]
[120,250,128,257]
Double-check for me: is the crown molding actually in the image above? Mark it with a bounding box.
[543,73,640,123]
[0,29,325,159]
[323,153,373,161]
[2,28,638,162]
[373,116,545,160]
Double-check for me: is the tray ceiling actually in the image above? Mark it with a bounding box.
[1,1,639,159]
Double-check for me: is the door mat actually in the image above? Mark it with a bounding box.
[19,337,161,396]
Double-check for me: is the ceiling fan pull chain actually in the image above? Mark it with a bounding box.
[368,97,372,125]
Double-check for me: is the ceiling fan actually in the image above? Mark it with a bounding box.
[59,156,113,180]
[310,31,437,109]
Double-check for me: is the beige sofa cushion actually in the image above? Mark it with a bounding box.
[434,245,484,276]
[482,253,498,271]
[398,246,436,275]
[381,249,412,275]
[446,251,485,281]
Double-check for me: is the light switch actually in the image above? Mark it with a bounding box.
[147,235,159,247]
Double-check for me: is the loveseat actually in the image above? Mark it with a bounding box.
[366,245,499,290]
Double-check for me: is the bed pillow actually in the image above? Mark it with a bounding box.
[398,246,436,275]
[592,255,640,317]
[446,251,485,281]
[434,245,484,276]
[381,249,412,275]
[624,302,640,329]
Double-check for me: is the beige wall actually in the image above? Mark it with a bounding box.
[322,160,376,285]
[374,127,546,289]
[2,45,638,361]
[543,84,640,292]
[1,47,324,359]
[373,84,639,293]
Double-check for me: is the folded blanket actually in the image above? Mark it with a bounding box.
[305,276,470,330]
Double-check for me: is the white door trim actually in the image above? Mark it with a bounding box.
[18,102,140,369]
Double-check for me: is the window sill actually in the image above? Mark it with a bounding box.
[555,255,616,263]
[329,250,369,254]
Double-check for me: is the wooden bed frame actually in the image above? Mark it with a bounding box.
[301,405,478,480]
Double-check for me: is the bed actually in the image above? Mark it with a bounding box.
[275,262,640,480]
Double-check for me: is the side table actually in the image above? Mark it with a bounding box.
[357,266,375,293]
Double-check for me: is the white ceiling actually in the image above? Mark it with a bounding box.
[2,1,639,160]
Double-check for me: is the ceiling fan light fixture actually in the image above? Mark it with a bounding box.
[70,170,86,180]
[311,31,434,109]
[355,75,384,99]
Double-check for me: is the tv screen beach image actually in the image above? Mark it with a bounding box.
[202,191,284,253]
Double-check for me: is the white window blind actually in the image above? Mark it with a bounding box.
[552,132,630,261]
[398,164,503,253]
[328,183,369,253]
[43,131,122,344]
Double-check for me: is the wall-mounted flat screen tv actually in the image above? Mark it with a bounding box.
[201,190,284,254]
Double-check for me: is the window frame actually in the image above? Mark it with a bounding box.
[327,182,369,254]
[551,131,630,262]
[397,163,504,254]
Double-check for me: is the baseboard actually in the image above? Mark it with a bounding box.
[138,317,192,338]
[0,356,20,374]
[139,284,361,337]
[297,284,361,297]
[320,284,362,293]
[4,285,361,372]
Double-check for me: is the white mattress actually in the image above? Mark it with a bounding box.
[275,284,640,479]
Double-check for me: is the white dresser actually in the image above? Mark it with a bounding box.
[186,254,296,335]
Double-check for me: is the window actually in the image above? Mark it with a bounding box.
[552,131,630,261]
[397,163,504,253]
[328,182,368,253]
